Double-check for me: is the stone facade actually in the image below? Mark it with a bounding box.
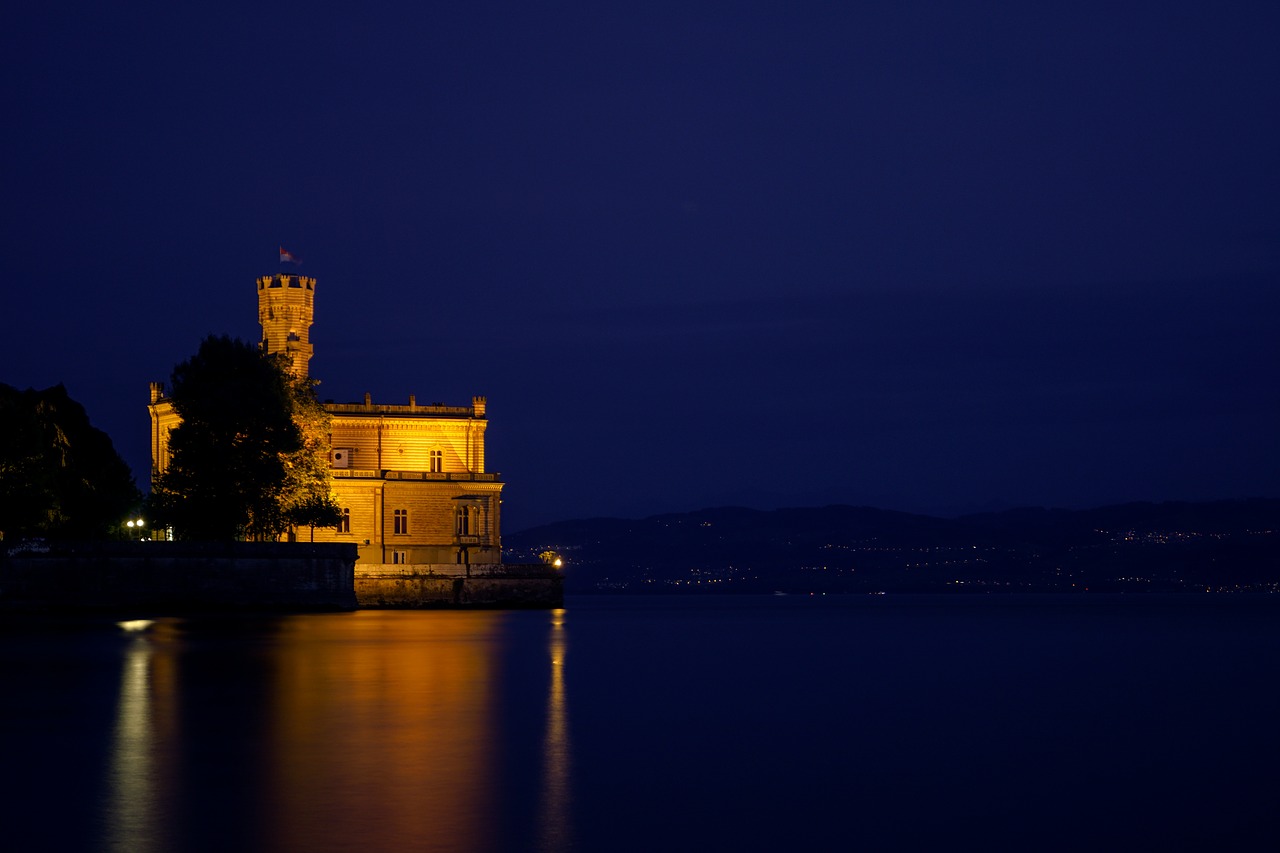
[317,397,502,566]
[149,273,504,568]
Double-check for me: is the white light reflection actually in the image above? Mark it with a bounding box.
[536,607,573,852]
[102,622,175,853]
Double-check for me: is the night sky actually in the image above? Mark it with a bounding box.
[4,2,1278,531]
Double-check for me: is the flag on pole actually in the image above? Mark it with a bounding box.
[279,246,301,264]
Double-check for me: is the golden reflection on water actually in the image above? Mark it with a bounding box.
[537,608,572,852]
[100,610,571,852]
[262,612,504,853]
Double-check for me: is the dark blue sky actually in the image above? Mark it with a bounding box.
[4,2,1278,530]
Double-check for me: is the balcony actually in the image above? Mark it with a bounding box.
[325,402,474,416]
[331,469,501,482]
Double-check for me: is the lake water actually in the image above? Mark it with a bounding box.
[3,595,1279,852]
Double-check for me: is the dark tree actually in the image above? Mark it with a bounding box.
[0,383,140,541]
[150,335,305,541]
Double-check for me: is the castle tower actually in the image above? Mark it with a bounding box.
[257,273,316,377]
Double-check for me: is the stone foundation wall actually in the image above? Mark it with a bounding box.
[356,563,562,608]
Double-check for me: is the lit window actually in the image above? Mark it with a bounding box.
[338,508,350,534]
[394,509,408,535]
[429,450,443,473]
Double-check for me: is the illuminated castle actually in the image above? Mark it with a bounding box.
[149,273,503,567]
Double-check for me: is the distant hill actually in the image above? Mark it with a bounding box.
[503,500,1280,594]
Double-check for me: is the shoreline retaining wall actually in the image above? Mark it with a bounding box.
[0,541,358,615]
[356,563,563,609]
[0,545,562,614]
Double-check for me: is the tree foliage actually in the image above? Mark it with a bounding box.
[0,383,140,541]
[150,335,338,541]
[281,375,343,535]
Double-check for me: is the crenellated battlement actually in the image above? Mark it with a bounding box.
[257,274,315,376]
[257,274,316,291]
